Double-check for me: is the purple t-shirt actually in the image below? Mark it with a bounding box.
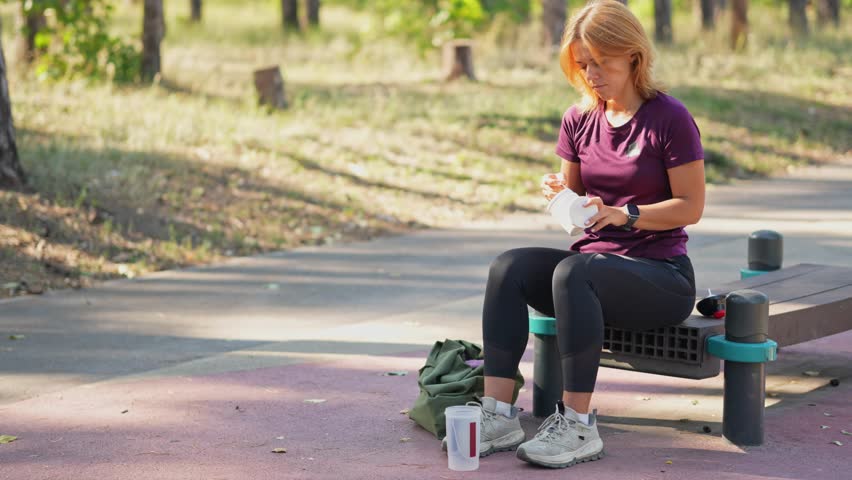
[556,92,703,259]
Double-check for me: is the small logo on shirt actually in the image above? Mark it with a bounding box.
[626,141,642,158]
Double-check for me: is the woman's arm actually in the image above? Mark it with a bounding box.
[584,160,706,232]
[561,159,585,196]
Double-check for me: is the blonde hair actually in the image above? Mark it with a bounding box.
[559,0,663,112]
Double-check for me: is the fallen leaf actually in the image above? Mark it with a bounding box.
[8,335,25,341]
[382,371,408,376]
[691,400,699,405]
[304,399,326,404]
[519,388,527,393]
[400,409,410,415]
[272,448,287,454]
[820,425,830,429]
[665,460,673,465]
[824,412,834,417]
[265,283,280,290]
[831,441,843,446]
[276,436,285,440]
[841,430,852,436]
[121,410,129,414]
[803,371,820,377]
[0,435,18,444]
[400,437,412,443]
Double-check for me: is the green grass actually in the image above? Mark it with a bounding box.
[0,0,850,290]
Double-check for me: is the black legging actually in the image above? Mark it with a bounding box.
[483,248,696,392]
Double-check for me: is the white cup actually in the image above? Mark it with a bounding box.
[546,188,598,235]
[445,406,481,471]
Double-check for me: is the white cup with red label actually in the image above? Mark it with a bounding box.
[445,405,481,471]
[546,188,598,235]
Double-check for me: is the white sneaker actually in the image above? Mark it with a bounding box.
[441,397,526,457]
[516,401,604,468]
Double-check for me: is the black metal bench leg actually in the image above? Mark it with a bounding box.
[722,290,770,446]
[723,361,766,445]
[533,333,563,417]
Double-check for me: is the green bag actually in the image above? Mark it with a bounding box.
[408,339,525,439]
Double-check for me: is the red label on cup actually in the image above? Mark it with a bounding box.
[469,422,476,457]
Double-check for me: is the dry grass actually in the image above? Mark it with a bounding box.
[1,0,849,297]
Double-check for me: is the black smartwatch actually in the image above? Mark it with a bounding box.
[622,203,640,230]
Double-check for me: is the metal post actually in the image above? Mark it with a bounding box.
[531,309,562,417]
[722,290,770,446]
[748,230,783,271]
[533,333,563,417]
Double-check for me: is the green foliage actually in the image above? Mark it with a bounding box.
[27,0,141,83]
[329,0,530,51]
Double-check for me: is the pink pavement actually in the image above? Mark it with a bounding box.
[1,333,850,480]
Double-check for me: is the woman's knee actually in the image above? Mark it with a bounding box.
[552,253,599,288]
[488,248,534,283]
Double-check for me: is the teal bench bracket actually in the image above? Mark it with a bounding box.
[529,315,556,335]
[706,335,778,363]
[740,268,770,279]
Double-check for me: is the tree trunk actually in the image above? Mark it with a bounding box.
[253,66,287,109]
[700,0,716,30]
[816,0,840,28]
[730,0,748,50]
[654,0,673,44]
[0,25,26,191]
[542,0,567,53]
[788,0,809,36]
[282,0,300,31]
[442,40,476,82]
[307,0,320,27]
[615,0,627,4]
[142,0,165,82]
[190,0,202,22]
[17,1,47,64]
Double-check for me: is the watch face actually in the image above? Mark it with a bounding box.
[627,203,640,216]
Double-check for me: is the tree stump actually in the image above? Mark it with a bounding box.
[253,66,288,109]
[142,0,165,82]
[442,40,476,82]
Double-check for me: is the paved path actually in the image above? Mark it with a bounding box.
[1,159,851,479]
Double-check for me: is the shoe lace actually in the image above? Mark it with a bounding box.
[465,400,497,422]
[534,411,574,442]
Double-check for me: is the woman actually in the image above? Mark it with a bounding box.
[475,0,704,469]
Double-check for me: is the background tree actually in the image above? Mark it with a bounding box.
[0,21,26,191]
[788,0,809,36]
[542,0,567,53]
[307,0,320,28]
[655,0,673,44]
[17,0,47,63]
[731,0,748,50]
[142,0,165,81]
[699,0,715,30]
[190,0,202,22]
[816,0,840,28]
[282,0,300,31]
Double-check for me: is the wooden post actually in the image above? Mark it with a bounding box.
[442,40,476,82]
[253,66,288,109]
[730,0,748,51]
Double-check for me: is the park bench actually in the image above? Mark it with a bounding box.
[528,232,852,447]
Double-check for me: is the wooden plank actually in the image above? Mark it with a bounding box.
[715,264,851,303]
[769,286,852,346]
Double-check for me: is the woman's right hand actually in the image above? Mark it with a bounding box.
[541,172,567,201]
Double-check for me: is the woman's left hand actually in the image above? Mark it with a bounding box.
[583,197,629,232]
